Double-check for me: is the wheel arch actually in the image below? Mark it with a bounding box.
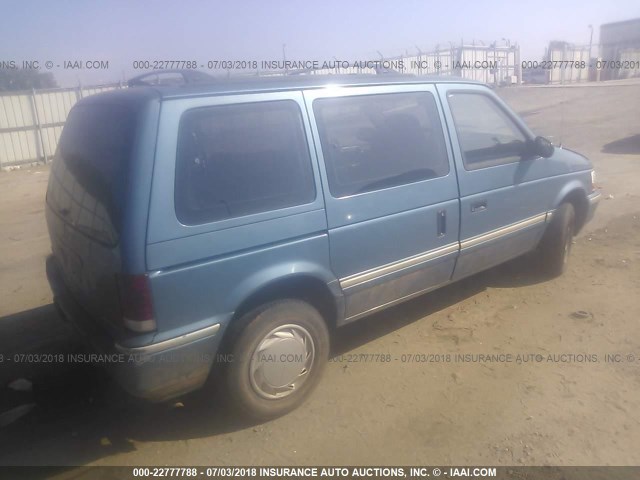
[218,262,344,351]
[235,274,341,327]
[551,182,590,234]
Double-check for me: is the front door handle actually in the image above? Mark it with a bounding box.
[471,201,487,212]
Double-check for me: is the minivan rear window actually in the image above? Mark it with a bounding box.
[47,103,136,246]
[175,100,316,225]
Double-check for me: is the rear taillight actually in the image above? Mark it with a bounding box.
[118,274,157,332]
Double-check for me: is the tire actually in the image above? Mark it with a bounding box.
[537,203,576,278]
[222,299,330,420]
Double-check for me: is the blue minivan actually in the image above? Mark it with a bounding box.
[45,74,600,419]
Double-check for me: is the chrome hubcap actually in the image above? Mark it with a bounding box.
[249,324,315,399]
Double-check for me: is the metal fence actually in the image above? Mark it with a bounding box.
[0,44,522,170]
[0,84,122,169]
[546,43,590,84]
[600,18,640,81]
[269,44,521,86]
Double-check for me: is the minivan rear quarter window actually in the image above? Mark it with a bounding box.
[313,92,450,198]
[175,100,316,225]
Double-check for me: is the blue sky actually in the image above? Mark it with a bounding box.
[2,0,639,86]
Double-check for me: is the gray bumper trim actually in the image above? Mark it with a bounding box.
[115,323,220,356]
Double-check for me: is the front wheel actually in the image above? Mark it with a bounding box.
[223,300,330,420]
[537,203,576,278]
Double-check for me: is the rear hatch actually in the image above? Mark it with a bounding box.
[46,100,140,332]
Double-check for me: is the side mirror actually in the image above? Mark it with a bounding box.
[531,136,555,158]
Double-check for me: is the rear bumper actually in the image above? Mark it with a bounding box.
[46,255,222,402]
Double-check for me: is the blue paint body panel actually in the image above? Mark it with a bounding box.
[44,76,598,402]
[435,84,593,280]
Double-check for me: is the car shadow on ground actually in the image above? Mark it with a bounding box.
[333,252,548,356]
[601,134,640,155]
[0,253,549,467]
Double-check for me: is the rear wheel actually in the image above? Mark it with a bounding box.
[537,203,576,277]
[223,300,329,420]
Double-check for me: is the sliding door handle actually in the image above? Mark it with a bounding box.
[471,201,487,212]
[437,210,446,237]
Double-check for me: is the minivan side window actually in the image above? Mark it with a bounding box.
[313,92,450,198]
[175,100,316,225]
[447,92,528,170]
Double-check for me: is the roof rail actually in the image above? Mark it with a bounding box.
[127,69,216,87]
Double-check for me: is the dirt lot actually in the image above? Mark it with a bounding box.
[0,81,639,469]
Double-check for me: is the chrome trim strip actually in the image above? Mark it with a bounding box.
[340,211,553,292]
[588,192,602,205]
[546,210,555,222]
[344,280,450,323]
[340,243,459,290]
[460,213,547,250]
[115,323,221,355]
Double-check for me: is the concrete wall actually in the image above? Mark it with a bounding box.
[600,18,640,80]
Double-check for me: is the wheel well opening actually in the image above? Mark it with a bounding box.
[231,276,338,332]
[561,190,589,233]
